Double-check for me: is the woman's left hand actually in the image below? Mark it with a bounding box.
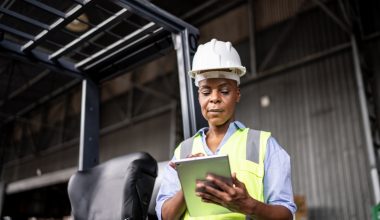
[195,172,256,214]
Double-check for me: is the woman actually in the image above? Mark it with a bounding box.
[156,39,296,220]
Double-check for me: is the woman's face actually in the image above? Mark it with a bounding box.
[198,78,241,127]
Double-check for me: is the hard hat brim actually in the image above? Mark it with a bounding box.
[188,66,246,78]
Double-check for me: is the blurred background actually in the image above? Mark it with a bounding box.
[0,0,379,219]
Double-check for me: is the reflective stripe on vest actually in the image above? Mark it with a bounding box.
[173,128,270,220]
[178,129,262,164]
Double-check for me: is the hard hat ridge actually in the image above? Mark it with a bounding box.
[189,38,246,86]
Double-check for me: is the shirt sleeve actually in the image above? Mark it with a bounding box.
[263,137,297,214]
[155,155,182,220]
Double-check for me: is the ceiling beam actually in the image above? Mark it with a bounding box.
[0,69,50,107]
[312,0,351,34]
[21,0,98,53]
[24,0,66,18]
[75,22,158,70]
[0,78,81,128]
[0,39,83,78]
[0,7,50,30]
[49,8,129,60]
[112,0,198,34]
[0,23,34,40]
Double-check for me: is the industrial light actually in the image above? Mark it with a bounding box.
[65,14,90,32]
[260,95,270,108]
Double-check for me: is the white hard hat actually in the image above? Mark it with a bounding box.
[189,39,246,86]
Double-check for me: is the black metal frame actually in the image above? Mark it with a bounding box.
[0,0,200,172]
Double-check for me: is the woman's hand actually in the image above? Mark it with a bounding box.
[195,172,292,219]
[169,153,205,169]
[195,172,254,214]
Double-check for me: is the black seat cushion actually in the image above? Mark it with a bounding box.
[147,161,168,219]
[68,152,157,220]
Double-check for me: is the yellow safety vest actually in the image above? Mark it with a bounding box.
[174,128,271,220]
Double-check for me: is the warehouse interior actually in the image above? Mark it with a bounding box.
[1,0,380,219]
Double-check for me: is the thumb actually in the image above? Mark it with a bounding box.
[231,172,244,188]
[169,161,177,170]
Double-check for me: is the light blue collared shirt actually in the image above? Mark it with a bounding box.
[155,121,297,219]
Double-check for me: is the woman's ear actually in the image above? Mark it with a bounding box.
[236,88,241,103]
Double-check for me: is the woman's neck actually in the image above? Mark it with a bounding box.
[206,120,234,153]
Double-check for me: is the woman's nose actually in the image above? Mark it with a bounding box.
[209,91,221,103]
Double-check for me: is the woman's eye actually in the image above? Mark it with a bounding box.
[201,90,210,95]
[221,90,229,95]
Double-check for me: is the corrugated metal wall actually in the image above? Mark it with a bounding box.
[255,1,349,70]
[235,1,373,219]
[237,50,372,219]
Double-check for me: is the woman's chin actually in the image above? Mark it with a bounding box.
[208,119,230,127]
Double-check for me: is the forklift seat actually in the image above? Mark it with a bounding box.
[147,161,169,219]
[68,152,157,220]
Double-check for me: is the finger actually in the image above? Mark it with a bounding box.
[202,181,233,204]
[207,173,233,187]
[196,190,224,205]
[231,172,245,188]
[232,172,237,179]
[195,192,214,203]
[188,152,205,158]
[206,174,234,194]
[201,198,213,203]
[169,161,176,169]
[195,180,207,193]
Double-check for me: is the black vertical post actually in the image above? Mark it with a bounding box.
[0,181,4,217]
[174,30,205,139]
[79,78,99,171]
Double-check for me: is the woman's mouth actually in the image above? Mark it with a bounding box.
[208,109,223,112]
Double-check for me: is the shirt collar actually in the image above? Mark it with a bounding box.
[196,120,246,136]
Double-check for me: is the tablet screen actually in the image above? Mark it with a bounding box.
[175,154,232,217]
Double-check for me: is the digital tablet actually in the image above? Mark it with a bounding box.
[174,154,232,217]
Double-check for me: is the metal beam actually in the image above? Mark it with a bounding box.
[0,23,34,40]
[93,32,172,83]
[1,61,14,106]
[5,167,77,194]
[0,7,50,30]
[24,0,66,18]
[0,39,82,77]
[351,35,380,203]
[60,28,105,51]
[183,0,245,26]
[100,102,174,136]
[169,101,177,158]
[46,39,91,58]
[242,43,351,86]
[49,8,128,60]
[0,181,4,216]
[2,102,175,168]
[313,0,350,34]
[75,22,158,70]
[173,30,204,138]
[79,79,99,171]
[337,0,351,26]
[21,0,97,53]
[0,69,50,107]
[180,0,218,20]
[73,0,89,5]
[259,1,306,71]
[0,78,81,128]
[134,84,173,101]
[112,0,199,34]
[248,0,257,76]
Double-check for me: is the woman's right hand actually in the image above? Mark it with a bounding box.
[169,152,205,169]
